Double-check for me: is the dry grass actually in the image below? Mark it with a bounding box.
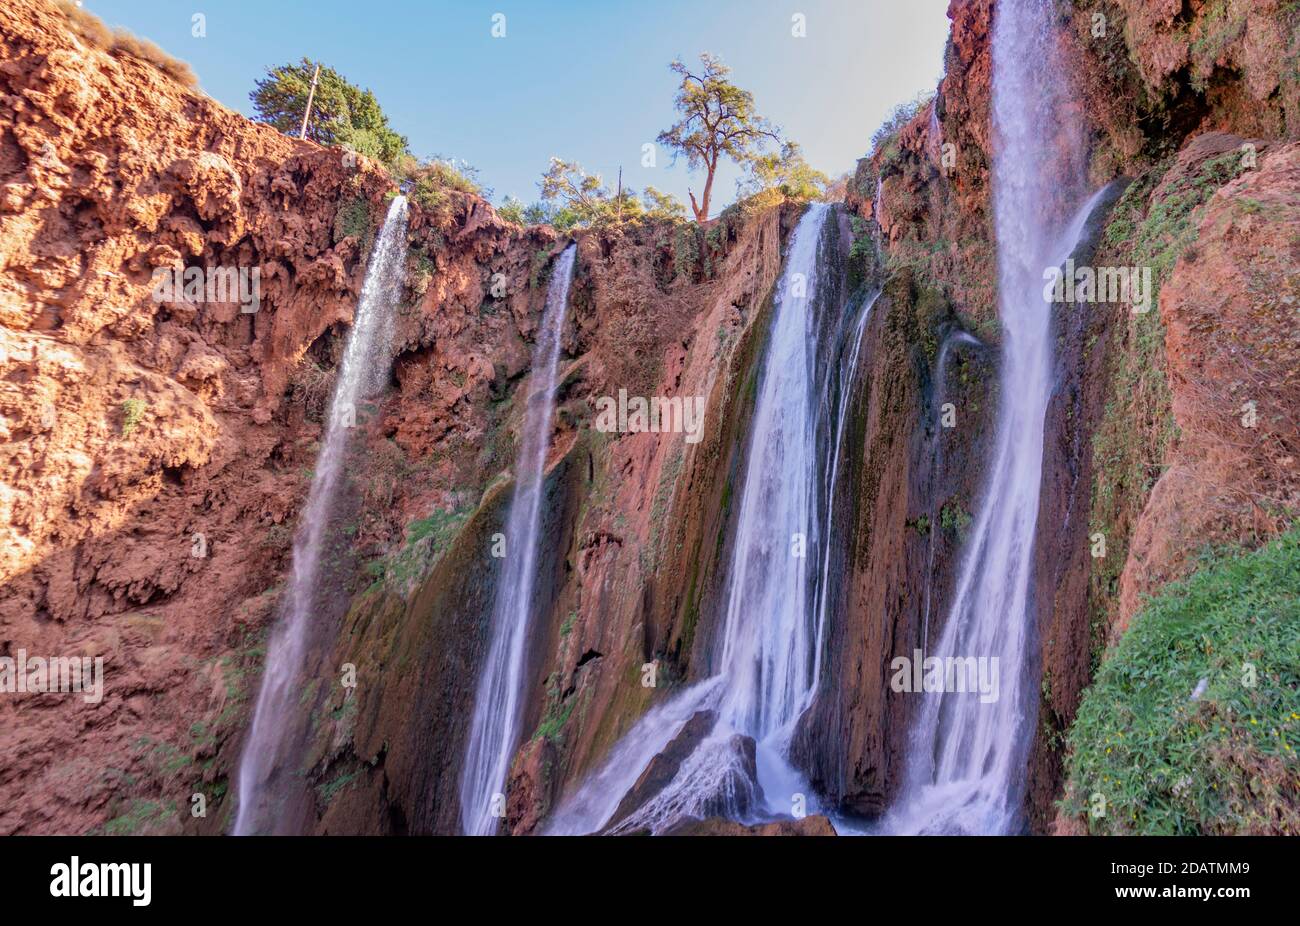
[55,0,198,89]
[288,356,335,422]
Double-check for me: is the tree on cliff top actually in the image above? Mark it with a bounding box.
[251,58,408,164]
[737,141,830,211]
[535,158,686,230]
[657,53,780,222]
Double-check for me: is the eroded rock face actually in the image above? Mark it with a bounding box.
[0,0,396,835]
[1120,140,1300,630]
[0,0,553,835]
[4,0,1295,839]
[0,0,787,832]
[308,207,800,835]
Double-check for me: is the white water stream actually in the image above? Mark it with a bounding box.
[884,0,1092,835]
[547,206,876,834]
[234,195,409,835]
[460,245,577,835]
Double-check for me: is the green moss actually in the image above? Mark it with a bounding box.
[939,502,972,538]
[316,768,361,804]
[333,196,371,244]
[364,505,473,597]
[120,398,146,437]
[1062,528,1300,834]
[98,798,177,836]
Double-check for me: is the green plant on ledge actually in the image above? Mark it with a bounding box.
[1061,527,1300,835]
[120,398,146,437]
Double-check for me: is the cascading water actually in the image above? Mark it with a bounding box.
[234,195,409,836]
[546,205,873,834]
[460,245,576,836]
[812,289,878,689]
[885,0,1090,835]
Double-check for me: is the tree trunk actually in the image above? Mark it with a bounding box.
[696,155,717,222]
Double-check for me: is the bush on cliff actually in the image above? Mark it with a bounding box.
[1062,527,1300,834]
[251,58,408,164]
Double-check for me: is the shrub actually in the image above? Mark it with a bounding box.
[1062,528,1300,834]
[120,398,146,437]
[392,156,485,216]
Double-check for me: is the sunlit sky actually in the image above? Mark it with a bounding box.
[87,0,951,216]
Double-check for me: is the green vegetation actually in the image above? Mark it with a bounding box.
[251,58,408,164]
[98,798,178,836]
[1062,528,1300,834]
[119,398,146,437]
[333,196,371,244]
[532,672,578,744]
[365,505,472,596]
[1113,150,1247,297]
[393,155,486,216]
[736,141,829,213]
[531,159,687,231]
[496,196,528,226]
[316,768,361,804]
[939,502,972,538]
[871,91,933,168]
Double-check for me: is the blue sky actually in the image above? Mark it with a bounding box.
[86,0,951,216]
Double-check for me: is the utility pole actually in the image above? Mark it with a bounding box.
[616,166,623,223]
[298,63,321,140]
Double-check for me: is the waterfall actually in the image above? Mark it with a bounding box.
[233,195,409,835]
[714,203,830,744]
[885,0,1091,835]
[460,244,577,836]
[546,205,871,834]
[812,288,878,689]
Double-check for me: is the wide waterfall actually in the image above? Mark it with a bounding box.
[885,0,1091,835]
[545,205,874,834]
[460,244,577,836]
[234,195,410,835]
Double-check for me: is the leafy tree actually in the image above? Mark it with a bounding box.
[497,196,527,225]
[641,186,688,222]
[738,141,830,205]
[539,158,641,227]
[250,58,408,164]
[532,160,688,230]
[657,54,780,222]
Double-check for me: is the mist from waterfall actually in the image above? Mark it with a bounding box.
[885,0,1091,835]
[459,245,577,836]
[234,195,409,836]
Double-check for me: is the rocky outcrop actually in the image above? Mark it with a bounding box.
[1118,140,1299,628]
[0,0,398,834]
